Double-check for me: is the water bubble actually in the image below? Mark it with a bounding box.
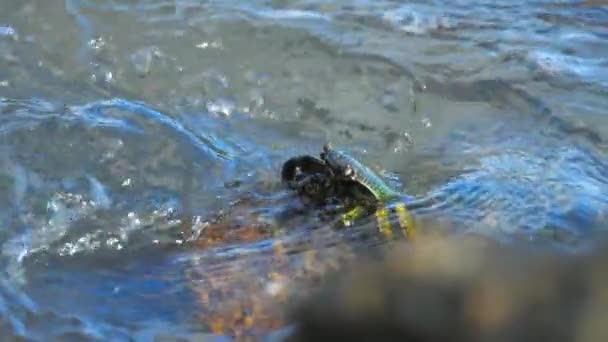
[421,117,432,128]
[58,243,75,256]
[381,93,398,112]
[383,7,452,35]
[88,37,105,51]
[392,132,413,153]
[47,196,64,213]
[206,98,235,116]
[393,140,407,153]
[181,69,230,98]
[57,231,101,256]
[248,89,265,110]
[106,237,119,247]
[0,26,18,40]
[195,41,210,49]
[207,71,229,89]
[130,46,163,77]
[245,70,270,86]
[413,79,427,92]
[261,109,277,119]
[166,207,177,217]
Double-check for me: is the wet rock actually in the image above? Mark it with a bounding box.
[287,234,608,342]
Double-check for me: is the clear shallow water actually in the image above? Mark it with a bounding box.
[0,0,607,340]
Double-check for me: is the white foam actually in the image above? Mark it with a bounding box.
[254,9,331,21]
[382,6,451,34]
[87,175,112,209]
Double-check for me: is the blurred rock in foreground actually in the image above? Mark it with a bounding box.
[286,234,608,342]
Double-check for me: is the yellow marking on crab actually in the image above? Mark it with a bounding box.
[342,206,366,227]
[375,207,393,239]
[395,203,417,238]
[272,239,285,256]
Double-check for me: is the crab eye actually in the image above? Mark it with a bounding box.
[344,165,354,177]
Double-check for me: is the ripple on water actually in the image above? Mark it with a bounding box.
[0,97,247,335]
[403,118,608,251]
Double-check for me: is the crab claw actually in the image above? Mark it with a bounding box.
[281,155,331,187]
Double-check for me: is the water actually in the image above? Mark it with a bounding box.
[0,0,607,340]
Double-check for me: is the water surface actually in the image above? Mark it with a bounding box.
[1,0,607,340]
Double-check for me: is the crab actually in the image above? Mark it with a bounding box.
[280,144,392,206]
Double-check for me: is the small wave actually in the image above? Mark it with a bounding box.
[3,181,111,279]
[0,98,243,286]
[527,50,608,90]
[530,50,595,76]
[410,119,608,248]
[382,6,453,34]
[253,9,331,21]
[70,98,236,160]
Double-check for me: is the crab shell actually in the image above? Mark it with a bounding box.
[319,144,382,201]
[281,148,377,205]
